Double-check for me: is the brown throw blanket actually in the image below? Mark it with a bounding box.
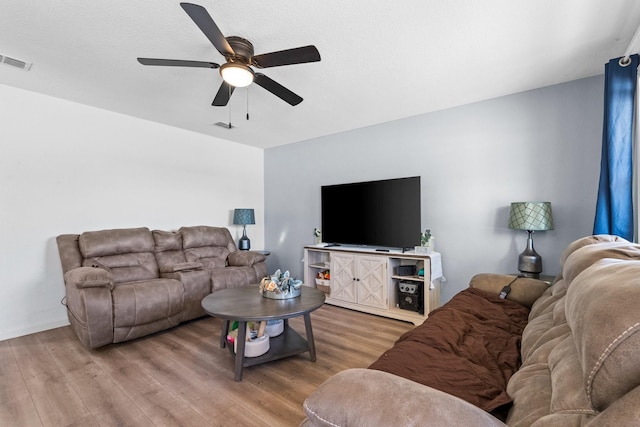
[369,287,530,414]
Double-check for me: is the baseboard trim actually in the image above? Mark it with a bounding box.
[0,318,70,342]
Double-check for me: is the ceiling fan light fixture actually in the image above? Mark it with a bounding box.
[220,62,254,87]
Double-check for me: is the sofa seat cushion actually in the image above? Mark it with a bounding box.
[369,287,530,413]
[210,266,258,291]
[112,278,183,328]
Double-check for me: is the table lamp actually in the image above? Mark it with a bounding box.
[233,208,255,250]
[508,202,554,278]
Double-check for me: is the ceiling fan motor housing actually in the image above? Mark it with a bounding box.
[226,36,254,64]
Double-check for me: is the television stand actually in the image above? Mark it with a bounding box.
[303,245,441,325]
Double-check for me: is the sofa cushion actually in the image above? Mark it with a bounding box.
[184,246,229,269]
[83,252,159,284]
[112,278,184,328]
[210,266,258,291]
[559,234,629,266]
[180,226,237,269]
[304,369,508,427]
[152,230,182,251]
[562,241,640,286]
[79,227,154,257]
[180,226,236,251]
[566,258,640,411]
[505,363,554,426]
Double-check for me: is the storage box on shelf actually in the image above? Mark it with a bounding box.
[315,278,331,295]
[303,246,441,325]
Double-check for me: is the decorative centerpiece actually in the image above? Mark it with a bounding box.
[259,269,303,299]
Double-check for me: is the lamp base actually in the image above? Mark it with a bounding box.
[517,231,542,278]
[238,237,251,251]
[238,225,251,251]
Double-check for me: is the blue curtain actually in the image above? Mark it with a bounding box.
[594,54,639,241]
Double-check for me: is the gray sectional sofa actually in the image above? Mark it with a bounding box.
[56,225,267,349]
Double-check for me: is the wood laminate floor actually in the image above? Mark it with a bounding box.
[1,304,413,426]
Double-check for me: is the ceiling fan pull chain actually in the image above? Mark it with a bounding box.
[246,87,250,120]
[228,84,232,129]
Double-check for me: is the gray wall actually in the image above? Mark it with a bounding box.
[264,76,603,304]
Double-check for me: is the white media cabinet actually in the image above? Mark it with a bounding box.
[303,245,441,325]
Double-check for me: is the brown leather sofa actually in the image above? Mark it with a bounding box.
[56,225,267,349]
[302,235,640,426]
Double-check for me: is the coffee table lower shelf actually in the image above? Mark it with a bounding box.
[203,286,325,381]
[226,326,312,368]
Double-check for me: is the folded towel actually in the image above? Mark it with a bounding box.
[429,252,443,290]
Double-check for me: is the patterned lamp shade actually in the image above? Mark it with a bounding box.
[233,208,255,226]
[508,202,554,231]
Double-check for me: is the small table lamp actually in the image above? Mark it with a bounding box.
[233,208,255,250]
[508,202,554,278]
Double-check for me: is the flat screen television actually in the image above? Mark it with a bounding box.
[321,176,421,250]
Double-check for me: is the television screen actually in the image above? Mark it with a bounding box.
[321,176,421,249]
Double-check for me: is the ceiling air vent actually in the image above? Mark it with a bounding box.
[214,122,234,129]
[1,54,32,71]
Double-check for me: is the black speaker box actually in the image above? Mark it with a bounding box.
[395,265,416,276]
[397,281,423,314]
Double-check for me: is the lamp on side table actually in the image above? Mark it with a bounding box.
[508,202,554,279]
[233,208,255,250]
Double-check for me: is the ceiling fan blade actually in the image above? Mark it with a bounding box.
[180,2,234,57]
[212,81,235,106]
[137,58,220,68]
[252,45,320,68]
[254,73,303,106]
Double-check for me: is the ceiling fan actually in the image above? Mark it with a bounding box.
[137,2,321,107]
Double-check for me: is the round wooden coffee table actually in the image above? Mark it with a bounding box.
[201,285,326,381]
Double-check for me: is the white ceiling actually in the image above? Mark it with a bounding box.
[2,1,640,149]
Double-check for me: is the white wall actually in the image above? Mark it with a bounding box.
[264,76,604,304]
[0,84,264,340]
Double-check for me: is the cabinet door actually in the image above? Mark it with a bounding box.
[357,255,387,309]
[330,253,357,303]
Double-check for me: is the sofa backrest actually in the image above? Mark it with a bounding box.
[152,230,187,269]
[179,226,237,269]
[78,227,159,284]
[566,258,640,411]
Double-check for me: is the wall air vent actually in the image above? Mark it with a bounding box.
[1,54,32,71]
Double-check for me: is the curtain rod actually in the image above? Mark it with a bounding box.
[622,24,640,64]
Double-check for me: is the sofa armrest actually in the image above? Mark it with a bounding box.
[303,369,506,427]
[62,267,114,348]
[64,267,113,289]
[159,262,203,273]
[469,273,549,308]
[227,251,266,267]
